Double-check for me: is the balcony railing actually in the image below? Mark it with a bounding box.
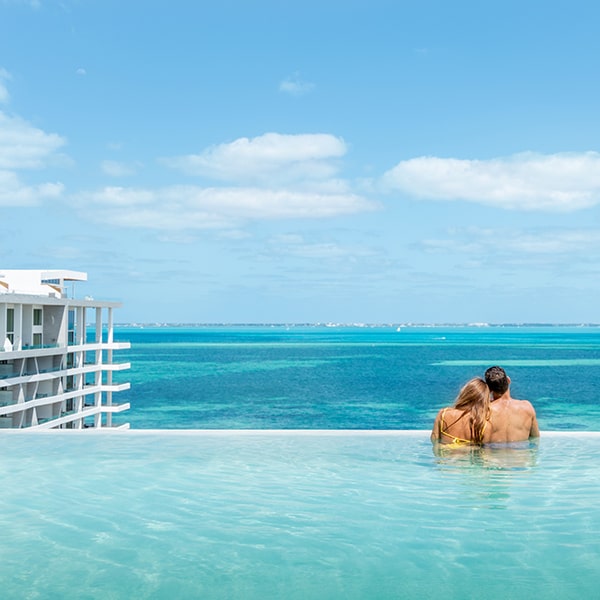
[0,369,60,380]
[0,340,130,353]
[0,343,62,353]
[0,363,130,381]
[21,343,61,351]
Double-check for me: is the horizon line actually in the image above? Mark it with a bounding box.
[107,322,600,328]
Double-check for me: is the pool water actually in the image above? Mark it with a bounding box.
[1,431,598,599]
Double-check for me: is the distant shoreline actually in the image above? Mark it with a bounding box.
[112,322,600,329]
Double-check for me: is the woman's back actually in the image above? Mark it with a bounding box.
[432,406,492,445]
[431,377,492,446]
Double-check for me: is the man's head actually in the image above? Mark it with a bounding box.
[485,365,510,396]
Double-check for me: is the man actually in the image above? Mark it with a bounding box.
[484,365,540,442]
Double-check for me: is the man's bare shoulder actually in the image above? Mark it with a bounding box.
[512,398,536,413]
[490,397,536,416]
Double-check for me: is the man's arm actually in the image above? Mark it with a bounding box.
[526,401,540,438]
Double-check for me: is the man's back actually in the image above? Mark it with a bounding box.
[489,395,540,442]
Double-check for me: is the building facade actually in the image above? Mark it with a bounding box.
[0,270,130,429]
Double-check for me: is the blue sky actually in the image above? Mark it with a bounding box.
[2,0,600,323]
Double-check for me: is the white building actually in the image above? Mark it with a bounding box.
[0,270,131,430]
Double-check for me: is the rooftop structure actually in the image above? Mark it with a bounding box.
[0,270,130,430]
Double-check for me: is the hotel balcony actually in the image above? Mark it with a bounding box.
[30,402,131,430]
[0,382,131,417]
[0,340,131,359]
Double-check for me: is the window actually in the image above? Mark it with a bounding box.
[33,333,42,347]
[5,308,14,345]
[33,308,42,326]
[68,309,76,345]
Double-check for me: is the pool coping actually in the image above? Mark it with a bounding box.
[1,429,599,437]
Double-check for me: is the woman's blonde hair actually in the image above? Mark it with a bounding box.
[453,377,491,444]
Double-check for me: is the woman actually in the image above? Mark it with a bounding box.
[431,377,492,446]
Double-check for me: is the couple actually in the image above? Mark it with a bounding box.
[431,366,540,446]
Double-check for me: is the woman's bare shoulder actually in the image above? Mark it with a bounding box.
[439,406,461,418]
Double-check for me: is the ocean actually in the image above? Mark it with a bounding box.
[112,325,600,431]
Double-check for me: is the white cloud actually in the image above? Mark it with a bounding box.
[290,243,349,259]
[0,0,40,7]
[382,152,600,211]
[279,241,358,260]
[421,227,600,257]
[0,107,66,206]
[271,233,305,245]
[83,186,155,207]
[78,132,376,232]
[0,111,66,169]
[0,170,63,206]
[156,233,199,244]
[101,160,141,177]
[221,230,252,240]
[162,132,346,184]
[76,68,87,76]
[0,68,11,103]
[501,230,600,254]
[267,234,378,262]
[75,185,377,230]
[279,72,315,96]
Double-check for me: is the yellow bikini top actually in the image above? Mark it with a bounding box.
[439,408,486,445]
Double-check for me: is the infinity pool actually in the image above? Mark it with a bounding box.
[1,431,598,599]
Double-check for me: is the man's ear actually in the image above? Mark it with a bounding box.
[507,376,511,385]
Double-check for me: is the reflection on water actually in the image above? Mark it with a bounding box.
[431,440,541,510]
[432,439,540,470]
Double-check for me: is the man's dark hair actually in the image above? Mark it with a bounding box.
[485,366,509,395]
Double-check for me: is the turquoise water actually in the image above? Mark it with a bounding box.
[113,325,600,430]
[1,431,599,599]
[5,326,599,598]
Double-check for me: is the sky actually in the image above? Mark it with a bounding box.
[2,0,600,324]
